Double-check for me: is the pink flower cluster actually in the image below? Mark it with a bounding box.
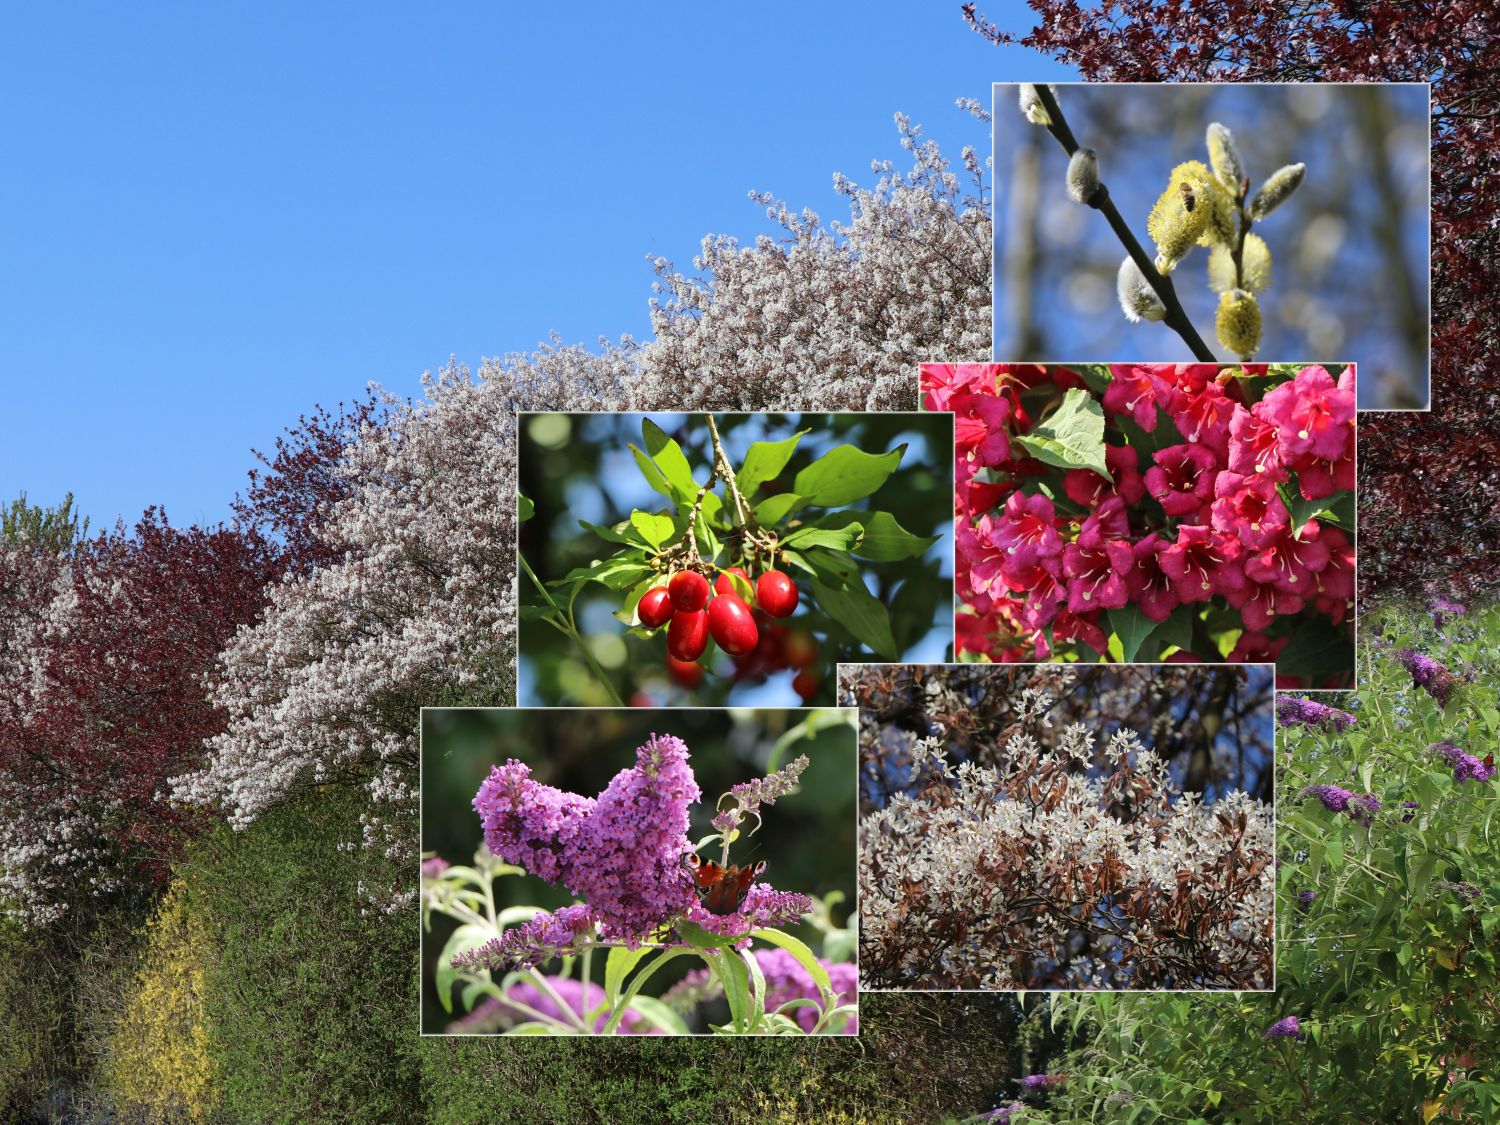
[924,363,1354,680]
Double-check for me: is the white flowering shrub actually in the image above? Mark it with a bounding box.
[179,108,992,877]
[848,664,1274,990]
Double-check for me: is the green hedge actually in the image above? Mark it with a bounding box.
[184,786,422,1123]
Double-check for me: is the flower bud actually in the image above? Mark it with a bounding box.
[1117,257,1167,323]
[1216,288,1262,358]
[1066,147,1100,204]
[1207,233,1272,294]
[1206,123,1245,193]
[1147,163,1212,273]
[1018,84,1053,126]
[1249,163,1305,220]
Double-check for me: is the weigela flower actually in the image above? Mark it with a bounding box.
[1264,1015,1305,1040]
[1255,365,1354,463]
[1125,533,1179,623]
[1229,579,1304,633]
[1229,630,1290,665]
[992,491,1064,570]
[1242,522,1331,596]
[1159,525,1245,604]
[1103,365,1169,430]
[1168,378,1237,457]
[1144,443,1220,517]
[1062,537,1133,614]
[1227,405,1286,481]
[1210,471,1289,549]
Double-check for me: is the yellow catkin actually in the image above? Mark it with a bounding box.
[1216,288,1263,359]
[1207,234,1272,294]
[1147,162,1213,272]
[103,879,217,1122]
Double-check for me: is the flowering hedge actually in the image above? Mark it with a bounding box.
[990,598,1498,1123]
[924,362,1353,686]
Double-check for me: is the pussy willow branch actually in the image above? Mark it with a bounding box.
[1032,84,1218,363]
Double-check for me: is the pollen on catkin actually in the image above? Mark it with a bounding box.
[1207,234,1273,294]
[1216,288,1262,358]
[1249,163,1306,220]
[1067,148,1101,204]
[1148,163,1213,272]
[1117,256,1167,323]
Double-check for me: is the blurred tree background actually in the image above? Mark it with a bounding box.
[994,83,1429,408]
[517,412,954,707]
[420,707,856,1033]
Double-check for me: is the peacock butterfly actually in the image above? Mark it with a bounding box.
[1486,753,1495,770]
[685,852,765,915]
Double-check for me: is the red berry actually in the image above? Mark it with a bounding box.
[665,654,704,689]
[783,630,817,669]
[667,608,710,661]
[669,570,710,612]
[714,567,752,600]
[792,669,821,702]
[707,594,759,656]
[638,586,675,629]
[756,570,799,618]
[629,690,656,707]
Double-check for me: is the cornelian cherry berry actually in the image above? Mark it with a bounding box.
[792,669,821,702]
[782,630,817,669]
[668,570,711,612]
[665,654,704,689]
[707,594,759,656]
[714,567,752,600]
[667,608,710,661]
[638,586,675,629]
[756,570,799,617]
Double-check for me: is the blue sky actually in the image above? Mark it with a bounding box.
[1,6,1076,533]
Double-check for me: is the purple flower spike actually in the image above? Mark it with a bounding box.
[1020,1073,1066,1090]
[1301,785,1379,826]
[1276,695,1356,731]
[684,883,814,937]
[472,759,595,883]
[1297,891,1316,908]
[1431,742,1497,784]
[1265,1015,1304,1040]
[1401,800,1420,823]
[453,904,598,973]
[981,1103,1027,1123]
[1430,595,1467,631]
[420,855,451,879]
[1394,648,1456,706]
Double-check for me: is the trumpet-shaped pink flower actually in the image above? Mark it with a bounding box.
[1144,443,1220,517]
[1257,365,1354,462]
[990,491,1064,571]
[1210,471,1289,549]
[1103,364,1169,429]
[1062,538,1133,614]
[1243,522,1331,595]
[1159,525,1245,603]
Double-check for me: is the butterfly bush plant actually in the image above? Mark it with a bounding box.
[1017,83,1305,362]
[519,414,945,706]
[923,362,1354,687]
[421,727,857,1035]
[849,663,1273,990]
[991,597,1499,1123]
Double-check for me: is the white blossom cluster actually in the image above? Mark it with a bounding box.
[172,365,519,900]
[860,708,1273,991]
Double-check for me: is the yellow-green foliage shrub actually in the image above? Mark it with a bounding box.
[103,878,216,1122]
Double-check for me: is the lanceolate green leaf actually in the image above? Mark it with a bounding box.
[1010,387,1110,479]
[641,418,700,500]
[736,431,808,497]
[792,444,905,507]
[1107,604,1162,663]
[753,492,803,524]
[848,510,940,561]
[779,521,863,552]
[809,576,897,659]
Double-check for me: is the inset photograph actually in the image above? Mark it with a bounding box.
[995,82,1429,409]
[420,707,857,1035]
[848,663,1274,991]
[517,412,954,706]
[923,362,1354,688]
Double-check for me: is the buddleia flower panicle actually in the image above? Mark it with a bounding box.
[1206,123,1245,194]
[1249,163,1306,220]
[1275,694,1355,730]
[1394,647,1457,706]
[1216,288,1262,358]
[1117,257,1167,323]
[1019,84,1054,125]
[1430,741,1496,783]
[1264,1015,1304,1040]
[713,753,811,835]
[1067,147,1101,204]
[1429,595,1467,631]
[1148,163,1213,272]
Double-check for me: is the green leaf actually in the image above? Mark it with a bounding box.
[629,510,675,549]
[752,929,833,997]
[780,521,864,552]
[792,444,905,507]
[604,945,653,1004]
[518,494,534,521]
[715,949,753,1029]
[753,492,804,525]
[435,923,497,1013]
[736,431,808,497]
[1280,483,1338,533]
[1011,388,1110,478]
[1156,604,1197,655]
[848,510,940,561]
[618,995,691,1035]
[803,546,864,585]
[810,576,898,659]
[1075,363,1113,396]
[642,418,701,499]
[1107,605,1162,663]
[579,518,649,547]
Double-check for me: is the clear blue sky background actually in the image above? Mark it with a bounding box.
[1,5,1076,534]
